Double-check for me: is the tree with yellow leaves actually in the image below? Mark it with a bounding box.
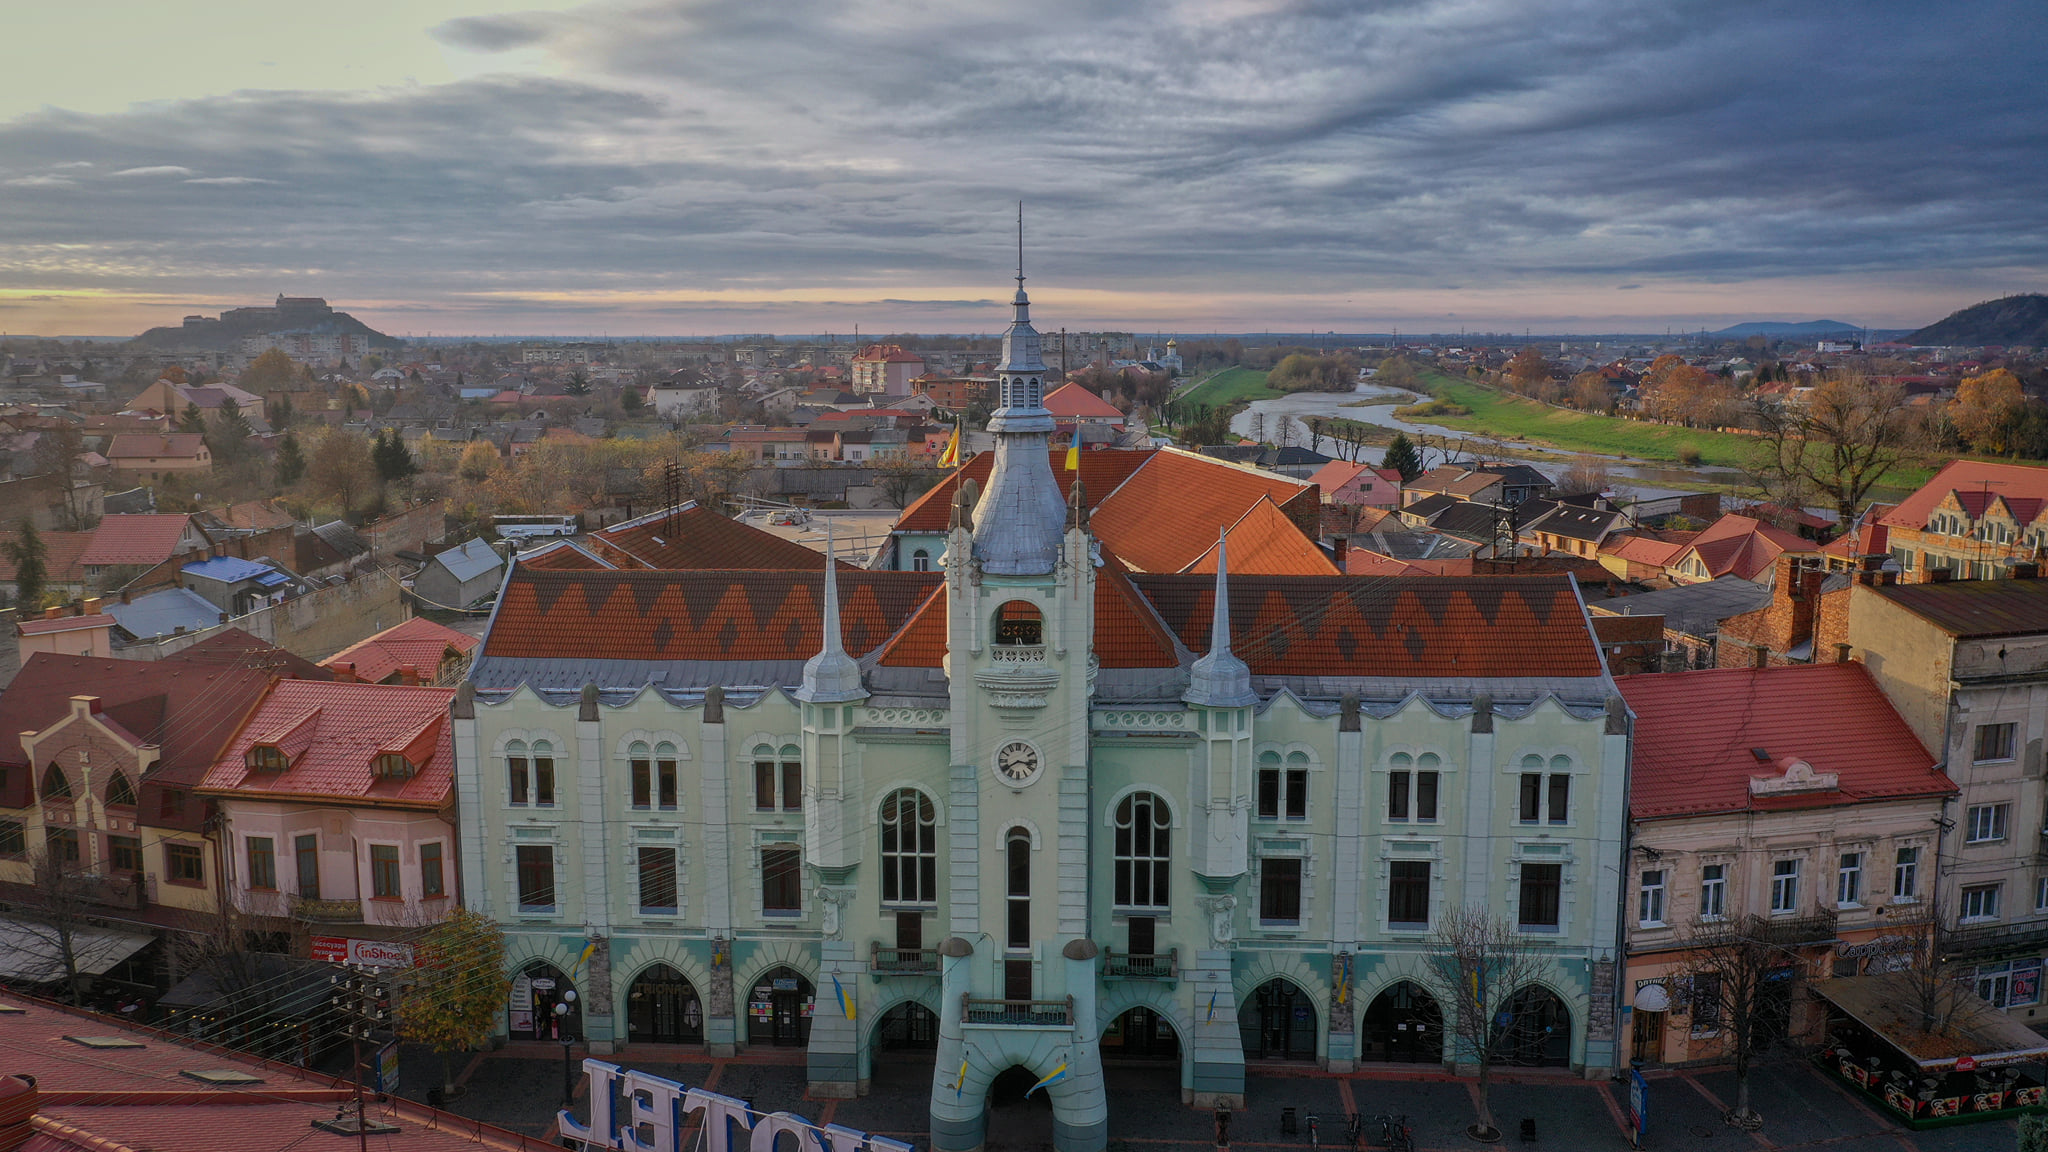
[395,908,510,1097]
[1949,368,2028,455]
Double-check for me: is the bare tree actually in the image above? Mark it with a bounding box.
[1676,914,1832,1129]
[1748,376,1915,526]
[10,847,107,1003]
[1427,905,1547,1141]
[1247,411,1266,445]
[1558,455,1612,497]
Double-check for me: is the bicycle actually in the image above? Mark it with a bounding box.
[1388,1114,1414,1152]
[1306,1110,1319,1150]
[1344,1113,1363,1150]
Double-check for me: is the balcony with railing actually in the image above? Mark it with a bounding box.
[1759,909,1838,946]
[961,994,1074,1029]
[869,942,939,976]
[1103,948,1177,983]
[291,896,364,924]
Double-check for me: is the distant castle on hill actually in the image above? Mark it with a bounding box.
[131,294,397,354]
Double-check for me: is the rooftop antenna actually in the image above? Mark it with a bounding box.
[1016,200,1026,293]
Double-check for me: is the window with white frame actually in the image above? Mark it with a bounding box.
[1388,860,1430,927]
[1113,791,1171,909]
[1967,803,2011,844]
[1893,846,1919,901]
[637,846,678,914]
[1517,755,1570,824]
[1770,859,1800,914]
[879,789,938,905]
[1962,883,2002,922]
[629,741,679,810]
[1638,869,1666,926]
[1700,863,1726,920]
[754,744,802,812]
[506,739,556,807]
[1256,751,1309,821]
[1387,753,1441,823]
[1837,852,1863,907]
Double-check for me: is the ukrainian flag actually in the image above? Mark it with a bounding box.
[833,974,855,1021]
[954,1058,970,1099]
[570,940,598,978]
[1064,443,1081,471]
[1023,1062,1068,1099]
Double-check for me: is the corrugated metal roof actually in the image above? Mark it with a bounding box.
[1874,576,2048,638]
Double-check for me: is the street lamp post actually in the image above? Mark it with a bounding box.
[554,989,579,1110]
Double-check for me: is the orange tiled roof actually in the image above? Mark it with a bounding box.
[1089,450,1318,573]
[874,562,1179,669]
[588,505,831,570]
[1881,459,2048,530]
[1676,514,1811,580]
[485,567,941,662]
[1186,496,1339,577]
[1132,572,1604,678]
[79,514,202,566]
[1599,534,1687,567]
[1043,381,1126,420]
[518,539,616,569]
[322,616,479,683]
[896,449,1157,533]
[202,680,455,806]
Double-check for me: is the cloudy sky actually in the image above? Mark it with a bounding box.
[1,0,2042,338]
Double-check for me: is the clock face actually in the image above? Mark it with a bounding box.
[994,741,1041,786]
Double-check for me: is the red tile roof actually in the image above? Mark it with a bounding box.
[0,654,278,788]
[1043,382,1126,420]
[895,449,1157,533]
[874,585,949,667]
[1089,449,1319,573]
[0,531,94,585]
[16,613,115,636]
[322,616,479,683]
[1880,459,2048,530]
[517,540,616,570]
[1095,562,1182,668]
[1821,503,1895,560]
[104,433,207,461]
[1306,460,1398,494]
[159,628,334,680]
[1675,513,1811,581]
[587,505,831,570]
[79,515,203,567]
[1599,534,1687,567]
[1185,497,1340,577]
[1618,662,1952,819]
[201,679,454,806]
[485,568,942,662]
[1133,572,1604,678]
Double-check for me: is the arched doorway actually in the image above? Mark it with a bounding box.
[1495,986,1571,1067]
[509,961,578,1041]
[875,1001,939,1051]
[626,964,703,1045]
[985,1065,1056,1147]
[1241,979,1318,1061]
[1362,981,1442,1064]
[745,967,814,1047]
[1101,1005,1180,1061]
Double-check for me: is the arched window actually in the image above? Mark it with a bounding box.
[1005,829,1032,950]
[654,741,679,809]
[1113,792,1171,909]
[1256,751,1307,820]
[508,739,556,807]
[104,771,136,808]
[753,743,801,811]
[994,600,1042,646]
[879,789,938,904]
[629,741,651,808]
[911,548,932,573]
[41,763,71,800]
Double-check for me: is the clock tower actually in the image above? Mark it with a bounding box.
[929,215,1109,1152]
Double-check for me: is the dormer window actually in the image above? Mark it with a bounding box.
[373,753,416,780]
[247,745,290,772]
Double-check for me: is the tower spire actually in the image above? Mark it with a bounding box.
[797,520,865,702]
[1183,529,1255,708]
[973,204,1063,575]
[1017,200,1025,294]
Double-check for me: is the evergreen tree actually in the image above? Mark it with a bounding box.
[621,386,644,414]
[178,401,208,434]
[564,369,592,396]
[374,430,417,482]
[1383,431,1424,481]
[208,398,253,464]
[276,430,306,487]
[5,518,48,611]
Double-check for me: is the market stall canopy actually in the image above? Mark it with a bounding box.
[1814,975,2048,1072]
[0,918,151,984]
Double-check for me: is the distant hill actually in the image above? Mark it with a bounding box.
[1907,295,2048,347]
[1710,319,1865,337]
[129,295,398,352]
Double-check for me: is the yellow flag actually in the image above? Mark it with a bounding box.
[939,425,960,468]
[1064,443,1081,472]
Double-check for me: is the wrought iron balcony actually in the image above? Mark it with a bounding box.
[1945,917,2048,963]
[1759,909,1838,945]
[291,897,364,923]
[1103,948,1177,982]
[961,994,1074,1028]
[869,942,939,976]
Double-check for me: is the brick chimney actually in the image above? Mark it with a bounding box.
[1332,536,1349,569]
[82,597,101,613]
[334,662,358,683]
[397,664,421,686]
[1835,642,1853,664]
[1752,644,1770,670]
[0,1074,38,1152]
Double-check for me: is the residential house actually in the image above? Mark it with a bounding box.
[16,608,115,660]
[200,679,458,937]
[104,434,211,479]
[1666,514,1815,585]
[323,616,480,686]
[1617,663,1955,1064]
[177,555,296,617]
[1587,578,1774,670]
[1519,500,1628,559]
[1846,573,2048,1014]
[1305,460,1401,509]
[79,514,214,582]
[912,375,998,411]
[1597,534,1688,583]
[850,344,926,396]
[1043,381,1127,429]
[650,378,723,419]
[1878,460,2048,581]
[722,428,812,466]
[414,537,504,610]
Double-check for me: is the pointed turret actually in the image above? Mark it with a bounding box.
[796,521,866,703]
[1183,529,1255,708]
[972,203,1065,575]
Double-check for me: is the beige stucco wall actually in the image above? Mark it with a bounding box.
[1844,584,1955,753]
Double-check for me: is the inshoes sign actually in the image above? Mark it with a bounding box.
[559,1059,914,1152]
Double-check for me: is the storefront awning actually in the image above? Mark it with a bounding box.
[1813,975,2048,1072]
[0,918,152,984]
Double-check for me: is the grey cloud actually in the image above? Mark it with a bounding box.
[110,165,196,177]
[0,0,2042,329]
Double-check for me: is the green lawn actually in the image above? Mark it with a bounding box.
[1391,372,1763,469]
[1177,367,1281,409]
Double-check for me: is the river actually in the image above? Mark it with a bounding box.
[1229,384,1752,499]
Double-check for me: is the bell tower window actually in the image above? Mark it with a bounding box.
[994,600,1043,646]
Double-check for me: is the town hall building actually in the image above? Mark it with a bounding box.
[454,262,1630,1151]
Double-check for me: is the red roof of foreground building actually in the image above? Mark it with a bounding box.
[2,991,542,1152]
[322,616,479,683]
[1618,662,1952,819]
[485,568,941,662]
[895,449,1157,533]
[1184,497,1339,576]
[1133,572,1604,678]
[1673,513,1811,581]
[1089,449,1319,573]
[1821,503,1895,562]
[0,654,279,791]
[201,679,455,807]
[78,514,204,566]
[1880,459,2048,530]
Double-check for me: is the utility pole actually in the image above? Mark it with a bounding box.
[328,964,392,1150]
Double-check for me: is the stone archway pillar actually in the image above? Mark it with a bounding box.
[1054,940,1109,1152]
[808,939,860,1098]
[1187,950,1245,1109]
[705,936,737,1056]
[929,937,981,1152]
